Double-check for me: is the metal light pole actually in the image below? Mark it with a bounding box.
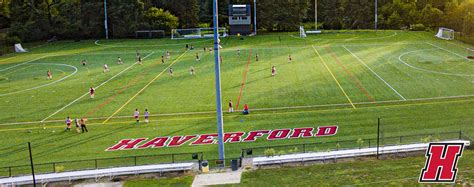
[374,0,378,30]
[315,0,318,30]
[254,0,257,35]
[104,0,109,39]
[213,0,225,166]
[28,142,36,187]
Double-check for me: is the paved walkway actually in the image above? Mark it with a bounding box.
[192,171,242,187]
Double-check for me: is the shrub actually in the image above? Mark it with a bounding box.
[410,24,426,31]
[264,148,276,157]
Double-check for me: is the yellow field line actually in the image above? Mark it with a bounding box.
[312,45,356,109]
[102,50,189,124]
[1,98,473,132]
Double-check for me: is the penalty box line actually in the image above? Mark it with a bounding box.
[342,45,407,100]
[102,50,190,124]
[41,52,156,122]
[312,45,356,109]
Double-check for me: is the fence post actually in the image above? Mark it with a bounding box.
[400,136,402,144]
[172,154,175,163]
[459,131,462,140]
[9,167,11,177]
[134,156,137,166]
[53,163,56,173]
[95,159,98,169]
[303,144,306,153]
[368,139,371,147]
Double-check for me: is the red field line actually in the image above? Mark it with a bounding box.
[235,49,252,110]
[326,47,375,102]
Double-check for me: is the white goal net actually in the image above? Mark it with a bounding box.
[171,28,228,39]
[435,27,454,40]
[299,26,307,38]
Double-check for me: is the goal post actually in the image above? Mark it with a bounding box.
[171,28,228,39]
[435,27,454,40]
[135,30,165,39]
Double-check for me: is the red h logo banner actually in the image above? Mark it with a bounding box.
[419,143,464,183]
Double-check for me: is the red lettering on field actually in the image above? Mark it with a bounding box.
[106,138,147,151]
[191,134,218,145]
[243,130,270,142]
[168,135,197,147]
[138,137,169,149]
[315,126,338,137]
[224,132,245,143]
[289,127,314,138]
[267,129,291,140]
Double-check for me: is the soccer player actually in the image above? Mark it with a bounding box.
[256,53,259,62]
[228,100,234,113]
[65,117,72,131]
[237,49,241,56]
[161,55,165,64]
[220,55,223,63]
[89,87,95,99]
[117,57,123,64]
[134,109,140,123]
[196,53,200,61]
[190,66,195,75]
[144,109,149,123]
[166,51,170,59]
[81,60,87,66]
[272,66,276,76]
[169,67,174,78]
[203,47,206,52]
[186,44,189,50]
[80,118,88,133]
[47,70,52,80]
[243,104,249,115]
[103,64,110,73]
[137,55,142,65]
[288,54,292,63]
[74,118,80,133]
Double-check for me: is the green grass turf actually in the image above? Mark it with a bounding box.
[0,30,473,176]
[123,175,194,187]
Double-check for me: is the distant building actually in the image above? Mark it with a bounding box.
[228,4,252,35]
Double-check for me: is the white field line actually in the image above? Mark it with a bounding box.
[0,56,47,72]
[4,93,473,127]
[0,63,78,97]
[343,45,406,100]
[426,42,471,61]
[40,52,155,122]
[398,49,474,77]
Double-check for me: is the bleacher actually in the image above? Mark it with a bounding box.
[0,162,197,186]
[253,140,470,166]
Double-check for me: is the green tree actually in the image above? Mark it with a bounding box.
[143,7,178,31]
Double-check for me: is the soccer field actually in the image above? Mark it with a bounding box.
[0,31,473,173]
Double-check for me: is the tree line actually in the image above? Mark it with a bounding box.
[0,0,472,43]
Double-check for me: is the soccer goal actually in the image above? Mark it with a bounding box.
[468,48,474,59]
[171,28,228,39]
[135,30,165,39]
[435,27,455,40]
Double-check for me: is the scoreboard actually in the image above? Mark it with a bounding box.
[229,4,252,35]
